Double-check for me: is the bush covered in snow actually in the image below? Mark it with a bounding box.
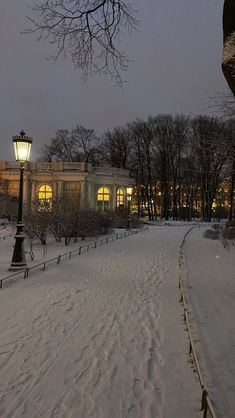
[204,222,235,250]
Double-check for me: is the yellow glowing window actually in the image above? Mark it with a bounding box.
[38,184,52,201]
[117,188,124,207]
[97,187,110,201]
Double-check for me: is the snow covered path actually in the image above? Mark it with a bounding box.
[0,227,201,418]
[185,226,235,418]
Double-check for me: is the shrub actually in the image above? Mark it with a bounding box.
[111,208,142,229]
[203,229,220,240]
[225,220,235,228]
[222,227,235,240]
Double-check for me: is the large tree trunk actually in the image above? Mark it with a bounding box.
[222,0,235,95]
[229,159,235,220]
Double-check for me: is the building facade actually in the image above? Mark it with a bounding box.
[0,161,133,215]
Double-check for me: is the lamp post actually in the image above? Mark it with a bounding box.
[9,130,32,271]
[126,187,133,229]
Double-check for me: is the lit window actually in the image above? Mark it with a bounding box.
[97,187,110,211]
[117,188,124,207]
[38,184,52,205]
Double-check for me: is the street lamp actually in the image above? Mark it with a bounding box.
[9,130,32,271]
[126,186,133,229]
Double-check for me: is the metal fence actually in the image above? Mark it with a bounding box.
[178,226,218,418]
[0,223,15,240]
[0,233,13,240]
[0,227,148,289]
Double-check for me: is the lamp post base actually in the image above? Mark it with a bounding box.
[9,223,27,271]
[9,263,27,271]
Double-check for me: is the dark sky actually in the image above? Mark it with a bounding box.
[0,0,228,161]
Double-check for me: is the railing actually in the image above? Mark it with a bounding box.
[0,224,14,240]
[0,161,19,170]
[63,162,91,171]
[93,166,131,178]
[0,227,148,289]
[34,162,52,171]
[178,226,218,418]
[0,233,14,240]
[1,161,91,172]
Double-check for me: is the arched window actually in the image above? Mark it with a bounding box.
[117,188,124,207]
[97,187,110,211]
[38,184,52,207]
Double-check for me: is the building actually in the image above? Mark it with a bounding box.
[0,161,133,215]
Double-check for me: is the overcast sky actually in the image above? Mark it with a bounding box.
[0,0,228,161]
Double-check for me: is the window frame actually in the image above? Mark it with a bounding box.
[97,186,111,211]
[116,187,125,208]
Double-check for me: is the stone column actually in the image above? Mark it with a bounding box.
[112,185,117,210]
[80,179,85,204]
[31,181,36,201]
[57,181,64,199]
[85,180,93,208]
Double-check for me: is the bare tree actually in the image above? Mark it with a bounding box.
[100,126,131,168]
[129,118,155,220]
[167,115,189,220]
[128,122,146,217]
[38,143,56,162]
[71,125,97,163]
[191,116,227,221]
[26,0,235,91]
[39,129,77,162]
[29,202,52,254]
[224,119,235,220]
[152,115,175,220]
[25,0,138,84]
[39,126,100,162]
[51,129,78,161]
[49,189,85,245]
[209,91,235,119]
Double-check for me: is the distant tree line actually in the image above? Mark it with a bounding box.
[39,115,235,221]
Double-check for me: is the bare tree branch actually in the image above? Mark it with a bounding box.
[24,0,138,85]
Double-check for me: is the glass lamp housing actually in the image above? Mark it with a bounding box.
[13,130,32,162]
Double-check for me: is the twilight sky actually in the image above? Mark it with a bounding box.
[0,0,228,161]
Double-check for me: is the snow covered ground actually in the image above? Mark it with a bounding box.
[0,227,102,281]
[0,225,204,418]
[184,225,235,418]
[1,223,234,417]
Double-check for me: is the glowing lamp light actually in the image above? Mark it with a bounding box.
[13,130,32,163]
[126,187,133,201]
